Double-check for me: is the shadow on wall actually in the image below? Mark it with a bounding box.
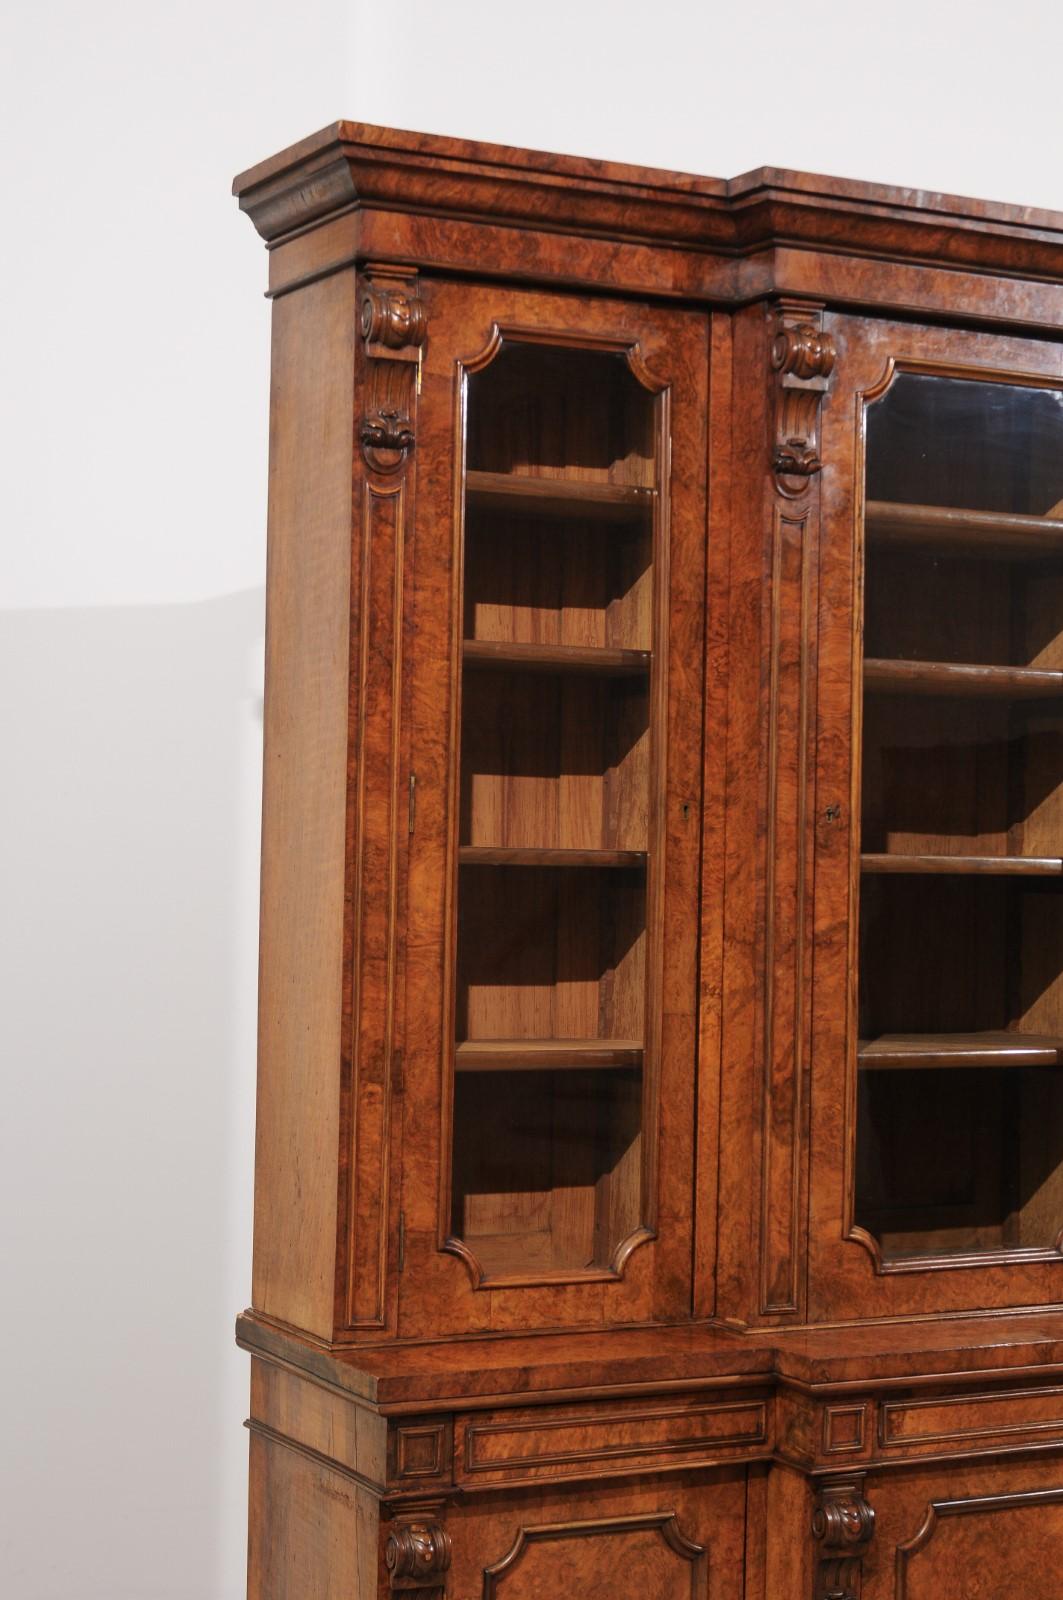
[0,587,265,1600]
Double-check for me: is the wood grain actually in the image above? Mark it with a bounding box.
[253,271,356,1340]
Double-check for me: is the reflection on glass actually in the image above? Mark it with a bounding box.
[855,371,1063,1260]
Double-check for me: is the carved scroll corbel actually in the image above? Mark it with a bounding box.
[386,1507,451,1600]
[812,1472,875,1600]
[359,265,427,475]
[771,302,836,491]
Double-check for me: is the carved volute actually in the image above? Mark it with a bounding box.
[386,1506,451,1600]
[812,1473,875,1600]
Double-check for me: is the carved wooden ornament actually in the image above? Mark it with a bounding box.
[360,267,427,473]
[771,302,836,489]
[362,284,429,353]
[812,1473,874,1600]
[386,1517,451,1599]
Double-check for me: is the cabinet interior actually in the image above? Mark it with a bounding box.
[449,339,660,1279]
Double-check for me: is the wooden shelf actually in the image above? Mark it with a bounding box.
[864,658,1063,698]
[459,846,647,868]
[861,853,1063,876]
[455,1039,643,1071]
[466,469,654,522]
[859,1032,1063,1070]
[463,640,651,676]
[866,499,1063,558]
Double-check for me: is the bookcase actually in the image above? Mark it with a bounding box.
[234,126,1063,1600]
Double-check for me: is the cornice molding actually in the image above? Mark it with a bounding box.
[233,121,1063,284]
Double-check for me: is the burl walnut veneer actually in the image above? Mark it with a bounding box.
[234,123,1063,1600]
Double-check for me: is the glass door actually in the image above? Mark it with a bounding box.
[396,281,708,1338]
[855,364,1063,1266]
[451,336,660,1282]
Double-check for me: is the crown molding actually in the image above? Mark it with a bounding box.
[234,121,1063,285]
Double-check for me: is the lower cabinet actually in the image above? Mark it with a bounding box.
[244,1342,1063,1600]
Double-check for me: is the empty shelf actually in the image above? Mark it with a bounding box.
[861,853,1063,876]
[463,640,651,675]
[459,846,647,868]
[455,1039,643,1071]
[466,469,654,521]
[859,1032,1063,1070]
[864,658,1063,698]
[866,500,1063,558]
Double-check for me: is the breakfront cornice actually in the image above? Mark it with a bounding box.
[234,120,1063,293]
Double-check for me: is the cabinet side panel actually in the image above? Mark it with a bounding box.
[247,1431,379,1600]
[253,273,357,1338]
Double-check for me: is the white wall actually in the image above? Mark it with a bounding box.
[1,4,347,1598]
[2,3,1061,1597]
[348,0,1063,212]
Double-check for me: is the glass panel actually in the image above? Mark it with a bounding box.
[855,370,1063,1261]
[449,338,659,1280]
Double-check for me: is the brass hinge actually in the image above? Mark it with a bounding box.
[398,1210,406,1273]
[408,772,417,833]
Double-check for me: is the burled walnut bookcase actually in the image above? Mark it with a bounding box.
[234,124,1063,1600]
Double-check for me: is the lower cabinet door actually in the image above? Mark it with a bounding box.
[862,1457,1063,1600]
[447,1471,747,1600]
